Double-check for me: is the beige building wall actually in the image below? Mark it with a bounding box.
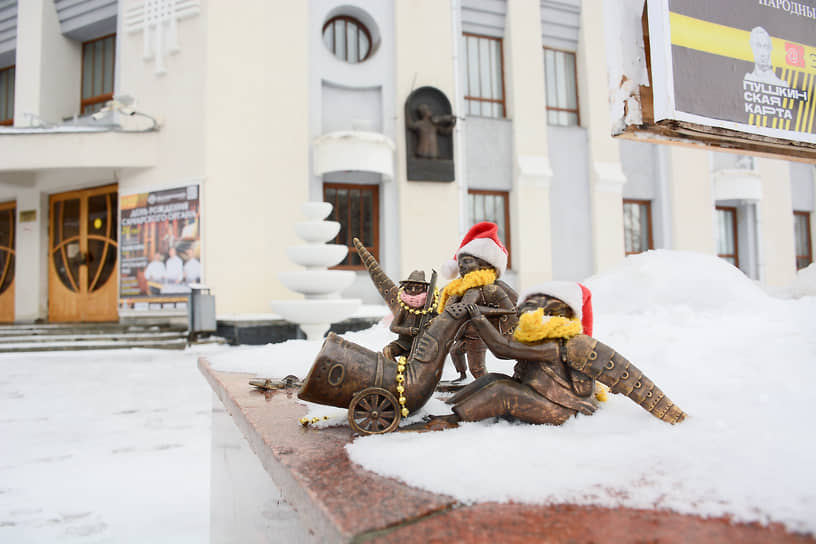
[117,2,207,191]
[394,0,460,279]
[578,5,626,273]
[757,158,797,287]
[667,146,716,253]
[202,0,310,313]
[13,0,81,126]
[505,0,554,289]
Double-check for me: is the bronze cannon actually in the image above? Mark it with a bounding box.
[298,302,505,434]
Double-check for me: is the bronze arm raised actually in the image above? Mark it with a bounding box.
[353,237,400,316]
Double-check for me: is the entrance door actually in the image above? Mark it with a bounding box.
[49,185,118,322]
[0,202,15,323]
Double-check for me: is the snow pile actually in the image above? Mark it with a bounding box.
[777,263,816,299]
[207,250,816,534]
[584,249,780,315]
[343,251,816,534]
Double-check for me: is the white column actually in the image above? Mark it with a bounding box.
[667,146,716,254]
[578,4,627,272]
[14,184,48,321]
[14,0,81,126]
[757,158,796,287]
[506,0,554,289]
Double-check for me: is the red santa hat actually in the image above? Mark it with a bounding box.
[518,282,593,336]
[441,222,508,280]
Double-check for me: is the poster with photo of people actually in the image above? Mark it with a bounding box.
[648,0,816,144]
[119,184,202,311]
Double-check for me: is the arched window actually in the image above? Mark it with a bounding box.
[322,16,372,63]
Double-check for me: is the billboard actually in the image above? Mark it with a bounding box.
[648,0,816,145]
[119,183,201,311]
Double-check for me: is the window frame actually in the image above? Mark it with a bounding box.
[716,205,739,268]
[542,46,581,127]
[323,182,380,271]
[794,210,813,270]
[0,65,14,126]
[622,199,654,256]
[463,32,507,118]
[467,189,512,269]
[322,15,373,64]
[80,33,116,115]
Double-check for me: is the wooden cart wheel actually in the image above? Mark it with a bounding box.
[348,387,401,435]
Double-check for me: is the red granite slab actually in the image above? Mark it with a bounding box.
[363,503,814,544]
[199,358,457,542]
[199,358,814,544]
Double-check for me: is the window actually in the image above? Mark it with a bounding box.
[0,65,13,125]
[322,16,372,63]
[468,189,511,268]
[794,211,812,270]
[323,183,379,269]
[463,33,505,118]
[81,34,115,115]
[543,47,579,126]
[716,206,739,267]
[623,200,653,255]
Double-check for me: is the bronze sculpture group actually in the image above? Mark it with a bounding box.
[296,222,686,435]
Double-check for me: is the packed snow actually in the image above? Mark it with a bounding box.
[209,249,816,535]
[0,345,229,543]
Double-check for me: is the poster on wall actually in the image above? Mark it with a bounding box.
[119,183,202,311]
[648,0,816,144]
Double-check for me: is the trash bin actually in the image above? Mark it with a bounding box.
[189,283,216,335]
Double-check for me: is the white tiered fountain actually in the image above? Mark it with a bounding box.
[270,202,361,340]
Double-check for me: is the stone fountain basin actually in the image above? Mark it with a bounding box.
[286,244,348,268]
[294,220,341,244]
[278,270,356,296]
[270,298,362,324]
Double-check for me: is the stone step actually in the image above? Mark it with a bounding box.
[0,331,188,344]
[0,321,202,352]
[0,337,190,353]
[0,323,188,337]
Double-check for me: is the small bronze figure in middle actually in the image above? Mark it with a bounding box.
[352,238,438,360]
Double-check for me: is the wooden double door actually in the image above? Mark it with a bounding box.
[0,201,15,323]
[49,184,119,322]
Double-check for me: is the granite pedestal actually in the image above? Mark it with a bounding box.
[200,358,814,543]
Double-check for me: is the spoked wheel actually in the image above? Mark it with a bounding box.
[348,387,401,435]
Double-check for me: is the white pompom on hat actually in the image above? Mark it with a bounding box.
[441,222,508,280]
[518,282,593,336]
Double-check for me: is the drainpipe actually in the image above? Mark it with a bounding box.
[451,0,468,236]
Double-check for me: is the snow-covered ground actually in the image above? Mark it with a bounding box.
[0,345,230,543]
[3,250,815,541]
[209,250,816,536]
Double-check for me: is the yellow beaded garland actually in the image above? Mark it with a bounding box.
[396,287,440,315]
[298,415,329,427]
[396,356,410,418]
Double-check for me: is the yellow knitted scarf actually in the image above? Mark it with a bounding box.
[512,308,583,343]
[512,309,609,402]
[437,269,497,313]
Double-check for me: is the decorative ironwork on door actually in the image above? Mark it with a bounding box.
[50,193,118,293]
[0,203,14,297]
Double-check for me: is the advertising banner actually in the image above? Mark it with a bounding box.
[119,183,201,311]
[649,0,816,144]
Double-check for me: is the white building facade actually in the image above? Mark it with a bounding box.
[0,0,813,323]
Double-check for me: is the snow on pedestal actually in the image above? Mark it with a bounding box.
[270,202,361,340]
